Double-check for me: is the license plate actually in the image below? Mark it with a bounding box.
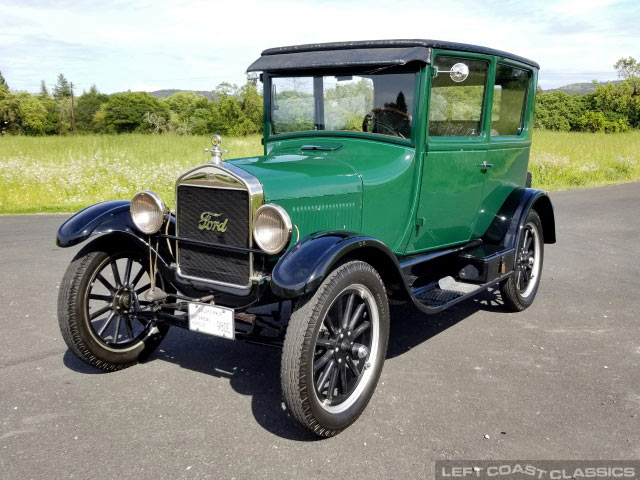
[188,303,235,340]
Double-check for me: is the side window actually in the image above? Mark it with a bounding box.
[491,64,531,136]
[429,57,488,137]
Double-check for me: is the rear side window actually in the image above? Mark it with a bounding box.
[429,57,489,137]
[491,64,531,136]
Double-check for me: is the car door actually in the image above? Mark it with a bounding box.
[474,62,536,237]
[408,54,491,253]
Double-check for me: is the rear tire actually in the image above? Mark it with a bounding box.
[58,242,169,372]
[500,209,544,311]
[281,261,389,437]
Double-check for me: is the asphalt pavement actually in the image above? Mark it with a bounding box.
[1,182,639,479]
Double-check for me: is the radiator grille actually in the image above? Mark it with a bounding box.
[176,185,250,286]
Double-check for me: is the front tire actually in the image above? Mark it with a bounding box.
[57,241,169,372]
[281,261,389,437]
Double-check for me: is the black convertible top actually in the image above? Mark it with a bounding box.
[246,39,539,73]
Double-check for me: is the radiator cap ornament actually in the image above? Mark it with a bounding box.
[204,134,228,165]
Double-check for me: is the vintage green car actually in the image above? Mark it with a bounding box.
[56,40,555,437]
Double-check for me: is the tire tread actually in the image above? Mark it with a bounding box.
[499,209,544,312]
[281,261,387,437]
[57,242,166,372]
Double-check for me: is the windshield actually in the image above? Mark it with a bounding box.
[269,70,417,140]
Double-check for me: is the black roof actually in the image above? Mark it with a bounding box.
[247,39,539,73]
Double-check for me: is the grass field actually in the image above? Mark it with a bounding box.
[530,130,640,191]
[1,131,639,213]
[0,134,263,213]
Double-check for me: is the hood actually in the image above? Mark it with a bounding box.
[228,145,362,202]
[228,141,363,236]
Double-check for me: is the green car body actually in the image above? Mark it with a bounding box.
[56,40,555,437]
[232,50,538,257]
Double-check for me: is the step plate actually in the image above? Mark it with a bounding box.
[416,288,465,307]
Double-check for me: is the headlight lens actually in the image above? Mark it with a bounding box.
[130,190,167,234]
[253,204,292,255]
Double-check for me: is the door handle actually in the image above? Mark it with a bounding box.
[476,161,493,170]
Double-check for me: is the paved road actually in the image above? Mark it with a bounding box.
[1,183,639,479]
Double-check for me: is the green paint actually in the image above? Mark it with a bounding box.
[230,136,416,251]
[230,47,538,256]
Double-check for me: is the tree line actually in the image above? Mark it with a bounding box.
[0,56,638,136]
[535,57,639,133]
[0,72,262,136]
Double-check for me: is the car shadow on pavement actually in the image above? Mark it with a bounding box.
[387,286,508,358]
[62,287,509,441]
[152,327,323,442]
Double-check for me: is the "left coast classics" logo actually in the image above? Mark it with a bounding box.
[198,212,228,233]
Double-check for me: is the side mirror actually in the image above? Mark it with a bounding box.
[433,62,470,83]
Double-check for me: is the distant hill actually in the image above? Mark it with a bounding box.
[543,80,622,95]
[145,82,624,100]
[148,89,212,101]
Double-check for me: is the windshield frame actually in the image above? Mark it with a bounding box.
[263,65,423,147]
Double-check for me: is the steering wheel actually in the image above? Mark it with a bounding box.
[362,108,411,138]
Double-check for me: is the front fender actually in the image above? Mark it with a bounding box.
[271,231,405,298]
[57,200,177,272]
[56,200,138,247]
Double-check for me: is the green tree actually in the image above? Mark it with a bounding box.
[612,56,640,126]
[165,91,208,113]
[0,91,49,135]
[0,70,8,90]
[76,85,109,132]
[587,82,639,129]
[53,74,71,100]
[614,56,640,95]
[165,91,210,134]
[0,86,11,133]
[36,82,60,135]
[16,93,49,134]
[212,82,238,98]
[103,92,169,133]
[207,82,263,136]
[187,108,213,135]
[52,74,73,134]
[534,91,587,131]
[238,83,263,133]
[39,80,49,98]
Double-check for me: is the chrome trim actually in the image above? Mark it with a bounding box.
[174,162,264,291]
[253,203,293,255]
[130,190,168,234]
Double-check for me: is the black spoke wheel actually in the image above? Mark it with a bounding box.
[500,209,544,311]
[58,241,170,371]
[313,286,376,409]
[281,261,389,437]
[85,252,156,350]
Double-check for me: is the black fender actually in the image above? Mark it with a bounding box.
[484,188,556,249]
[56,201,268,306]
[56,200,175,269]
[271,231,408,299]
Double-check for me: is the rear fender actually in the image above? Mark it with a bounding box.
[484,188,556,249]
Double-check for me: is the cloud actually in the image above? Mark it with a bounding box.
[0,0,637,92]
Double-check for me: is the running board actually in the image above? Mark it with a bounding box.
[410,273,512,314]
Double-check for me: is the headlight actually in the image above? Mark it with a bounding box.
[130,190,167,235]
[253,204,292,255]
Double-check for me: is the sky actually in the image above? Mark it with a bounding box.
[1,0,639,94]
